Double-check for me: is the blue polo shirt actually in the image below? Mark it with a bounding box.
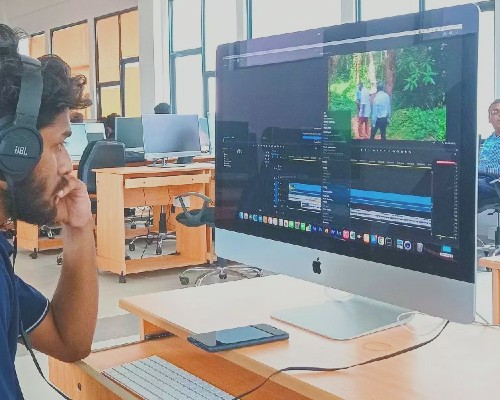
[478,132,500,174]
[0,233,49,399]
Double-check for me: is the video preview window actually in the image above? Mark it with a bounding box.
[328,41,449,141]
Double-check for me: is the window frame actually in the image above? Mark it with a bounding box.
[94,6,140,119]
[168,0,246,117]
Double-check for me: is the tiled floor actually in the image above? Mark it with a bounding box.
[12,240,494,399]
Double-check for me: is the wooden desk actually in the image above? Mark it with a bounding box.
[478,256,500,323]
[49,275,500,399]
[16,221,63,259]
[95,164,214,281]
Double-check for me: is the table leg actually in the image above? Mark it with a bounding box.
[493,269,500,324]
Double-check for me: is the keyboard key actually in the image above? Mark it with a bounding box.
[103,356,232,400]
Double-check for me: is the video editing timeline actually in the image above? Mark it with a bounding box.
[225,121,460,257]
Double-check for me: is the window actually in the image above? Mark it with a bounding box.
[51,22,91,118]
[360,0,419,20]
[95,8,141,118]
[169,0,241,117]
[424,0,475,10]
[29,33,46,59]
[252,0,342,38]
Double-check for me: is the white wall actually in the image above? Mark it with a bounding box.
[0,2,6,23]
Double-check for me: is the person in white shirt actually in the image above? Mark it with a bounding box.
[371,81,391,140]
[356,82,371,139]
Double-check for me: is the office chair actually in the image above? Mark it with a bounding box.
[477,178,500,261]
[128,204,175,255]
[57,140,126,265]
[177,192,262,286]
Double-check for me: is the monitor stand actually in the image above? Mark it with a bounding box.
[176,156,194,164]
[271,295,411,340]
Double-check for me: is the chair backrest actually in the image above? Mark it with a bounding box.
[78,140,125,194]
[175,192,214,228]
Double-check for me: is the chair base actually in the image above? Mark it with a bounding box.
[179,263,263,286]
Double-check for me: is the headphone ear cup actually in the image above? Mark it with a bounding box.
[0,125,43,181]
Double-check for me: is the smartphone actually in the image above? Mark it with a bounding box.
[187,324,289,352]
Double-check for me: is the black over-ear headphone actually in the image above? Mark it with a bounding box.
[0,54,43,182]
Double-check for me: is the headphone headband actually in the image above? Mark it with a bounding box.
[0,54,44,181]
[15,55,43,128]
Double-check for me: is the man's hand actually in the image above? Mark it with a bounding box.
[55,175,92,228]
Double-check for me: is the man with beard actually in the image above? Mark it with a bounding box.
[0,24,98,398]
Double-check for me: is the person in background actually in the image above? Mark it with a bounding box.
[478,99,500,211]
[154,102,171,114]
[103,113,119,139]
[371,81,391,140]
[69,110,83,123]
[0,24,97,398]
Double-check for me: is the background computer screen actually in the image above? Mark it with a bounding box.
[199,117,210,153]
[215,5,478,321]
[142,114,201,159]
[67,123,89,160]
[115,117,144,149]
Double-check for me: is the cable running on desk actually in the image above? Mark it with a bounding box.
[232,320,450,400]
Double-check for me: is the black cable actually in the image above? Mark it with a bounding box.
[6,175,72,400]
[231,320,450,400]
[19,327,71,400]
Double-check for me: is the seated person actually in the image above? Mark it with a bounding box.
[154,102,171,114]
[478,99,500,211]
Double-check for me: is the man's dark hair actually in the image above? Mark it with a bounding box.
[0,24,91,129]
[489,99,500,113]
[154,102,171,114]
[377,81,385,92]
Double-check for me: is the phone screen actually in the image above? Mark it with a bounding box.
[195,326,273,346]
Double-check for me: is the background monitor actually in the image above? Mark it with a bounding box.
[67,123,89,161]
[215,4,478,331]
[142,114,201,159]
[198,117,210,153]
[85,122,105,143]
[115,117,144,149]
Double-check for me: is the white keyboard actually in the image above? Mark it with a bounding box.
[103,355,233,400]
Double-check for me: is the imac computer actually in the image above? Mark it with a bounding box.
[215,4,478,339]
[115,117,144,149]
[142,114,201,165]
[67,123,89,161]
[85,122,106,143]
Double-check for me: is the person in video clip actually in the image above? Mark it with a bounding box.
[0,24,98,399]
[356,82,371,139]
[370,81,391,140]
[478,99,500,210]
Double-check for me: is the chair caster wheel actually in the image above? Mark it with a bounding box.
[125,254,131,261]
[156,247,162,255]
[487,268,492,272]
[119,273,127,283]
[56,256,62,265]
[180,276,189,285]
[145,221,151,228]
[146,238,154,245]
[30,251,38,259]
[219,273,227,280]
[129,243,135,251]
[131,223,137,229]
